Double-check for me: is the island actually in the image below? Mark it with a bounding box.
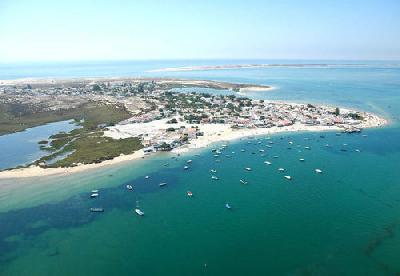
[0,77,387,178]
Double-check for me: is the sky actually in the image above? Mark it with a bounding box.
[0,0,399,62]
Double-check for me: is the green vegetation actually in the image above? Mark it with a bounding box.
[335,107,340,116]
[0,102,131,135]
[0,100,144,168]
[348,112,364,120]
[37,131,142,168]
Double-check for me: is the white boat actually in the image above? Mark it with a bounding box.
[259,149,265,152]
[135,209,144,216]
[245,167,252,171]
[184,166,189,170]
[278,168,285,172]
[284,175,292,180]
[299,158,305,162]
[210,169,217,173]
[90,193,99,198]
[91,190,99,193]
[273,155,279,158]
[159,182,167,187]
[145,175,150,179]
[315,169,323,174]
[211,175,219,180]
[304,146,311,150]
[240,149,245,152]
[355,149,361,152]
[240,179,248,184]
[126,185,133,190]
[289,141,293,144]
[90,208,104,212]
[225,203,232,209]
[264,161,272,165]
[187,160,193,164]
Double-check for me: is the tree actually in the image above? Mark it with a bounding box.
[335,107,340,116]
[92,84,101,91]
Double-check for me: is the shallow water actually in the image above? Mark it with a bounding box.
[0,61,400,275]
[0,120,79,170]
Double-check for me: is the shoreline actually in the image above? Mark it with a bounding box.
[0,114,387,180]
[0,76,271,91]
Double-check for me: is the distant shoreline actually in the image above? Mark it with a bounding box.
[146,63,385,73]
[0,76,272,92]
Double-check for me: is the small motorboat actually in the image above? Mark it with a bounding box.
[159,182,167,187]
[259,149,265,153]
[240,149,245,152]
[278,168,285,172]
[184,166,189,170]
[145,175,150,179]
[126,185,133,190]
[315,169,323,174]
[284,175,292,180]
[91,190,99,193]
[90,193,99,198]
[211,175,219,180]
[187,160,193,164]
[225,203,232,210]
[245,167,252,171]
[240,179,248,185]
[304,146,311,150]
[273,155,279,159]
[299,158,305,162]
[264,161,272,165]
[90,208,104,212]
[187,191,193,197]
[355,149,361,152]
[135,209,144,216]
[210,169,217,173]
[289,141,293,144]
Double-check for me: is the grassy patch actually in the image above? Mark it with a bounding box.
[0,102,132,135]
[42,132,142,168]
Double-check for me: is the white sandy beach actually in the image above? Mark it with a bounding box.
[0,112,387,180]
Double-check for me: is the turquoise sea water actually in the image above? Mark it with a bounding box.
[0,61,400,275]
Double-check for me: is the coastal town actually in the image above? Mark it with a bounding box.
[0,77,386,171]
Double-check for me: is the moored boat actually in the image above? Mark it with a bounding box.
[135,209,144,216]
[90,208,104,212]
